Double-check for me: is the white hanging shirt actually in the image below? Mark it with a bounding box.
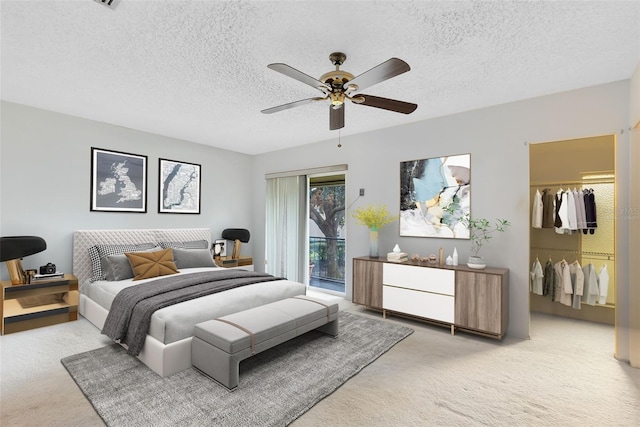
[598,264,609,305]
[581,263,599,306]
[554,260,573,307]
[530,259,544,295]
[566,189,578,231]
[532,189,543,229]
[569,261,584,310]
[555,189,571,234]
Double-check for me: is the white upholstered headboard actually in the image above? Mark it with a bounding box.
[73,228,212,285]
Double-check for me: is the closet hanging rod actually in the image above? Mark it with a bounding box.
[530,247,614,256]
[530,247,615,259]
[582,254,615,261]
[529,178,614,187]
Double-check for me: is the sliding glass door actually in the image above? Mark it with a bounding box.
[308,173,346,294]
[265,165,347,291]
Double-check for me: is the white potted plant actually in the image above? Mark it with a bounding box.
[465,217,510,269]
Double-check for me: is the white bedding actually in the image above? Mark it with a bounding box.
[81,267,216,308]
[82,267,306,344]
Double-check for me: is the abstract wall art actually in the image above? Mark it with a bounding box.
[400,154,470,238]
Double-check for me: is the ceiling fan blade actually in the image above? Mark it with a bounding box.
[267,63,331,92]
[261,97,326,114]
[330,105,345,130]
[355,94,417,114]
[344,58,410,92]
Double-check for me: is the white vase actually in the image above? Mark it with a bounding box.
[467,255,486,269]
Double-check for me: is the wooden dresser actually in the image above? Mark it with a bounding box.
[352,256,509,339]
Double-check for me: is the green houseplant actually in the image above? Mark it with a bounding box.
[352,204,397,258]
[464,217,510,269]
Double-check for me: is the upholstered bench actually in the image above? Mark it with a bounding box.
[191,295,339,389]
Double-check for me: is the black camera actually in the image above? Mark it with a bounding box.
[39,263,56,275]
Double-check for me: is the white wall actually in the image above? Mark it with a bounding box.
[0,101,254,279]
[251,80,631,343]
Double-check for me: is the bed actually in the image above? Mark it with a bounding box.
[73,228,306,377]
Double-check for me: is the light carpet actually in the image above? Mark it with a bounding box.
[61,311,413,427]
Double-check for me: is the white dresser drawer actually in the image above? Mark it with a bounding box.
[383,263,455,296]
[383,285,455,323]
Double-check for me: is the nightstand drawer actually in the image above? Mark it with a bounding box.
[1,274,78,334]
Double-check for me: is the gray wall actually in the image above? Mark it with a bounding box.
[251,80,631,343]
[0,101,254,278]
[1,80,632,356]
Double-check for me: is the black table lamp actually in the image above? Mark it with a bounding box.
[221,229,250,260]
[0,236,47,285]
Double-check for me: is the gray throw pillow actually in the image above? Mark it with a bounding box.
[172,248,217,269]
[90,242,157,282]
[158,240,209,250]
[102,246,162,281]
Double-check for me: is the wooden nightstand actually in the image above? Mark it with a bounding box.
[1,274,79,335]
[214,256,254,271]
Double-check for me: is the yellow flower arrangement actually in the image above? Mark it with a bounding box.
[352,204,397,231]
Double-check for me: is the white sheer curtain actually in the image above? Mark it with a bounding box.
[265,176,307,282]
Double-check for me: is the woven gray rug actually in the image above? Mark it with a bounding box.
[61,311,413,427]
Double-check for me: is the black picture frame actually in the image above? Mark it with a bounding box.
[158,158,201,214]
[90,147,147,213]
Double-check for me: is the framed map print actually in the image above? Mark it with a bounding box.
[400,153,470,238]
[90,147,147,213]
[158,158,201,214]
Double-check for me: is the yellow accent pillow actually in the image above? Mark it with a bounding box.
[125,248,178,281]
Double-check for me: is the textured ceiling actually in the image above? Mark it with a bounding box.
[2,1,639,155]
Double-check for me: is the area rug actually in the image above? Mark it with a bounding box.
[61,311,413,427]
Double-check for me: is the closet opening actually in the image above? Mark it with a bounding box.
[529,135,616,331]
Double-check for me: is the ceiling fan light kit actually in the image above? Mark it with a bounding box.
[261,52,417,130]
